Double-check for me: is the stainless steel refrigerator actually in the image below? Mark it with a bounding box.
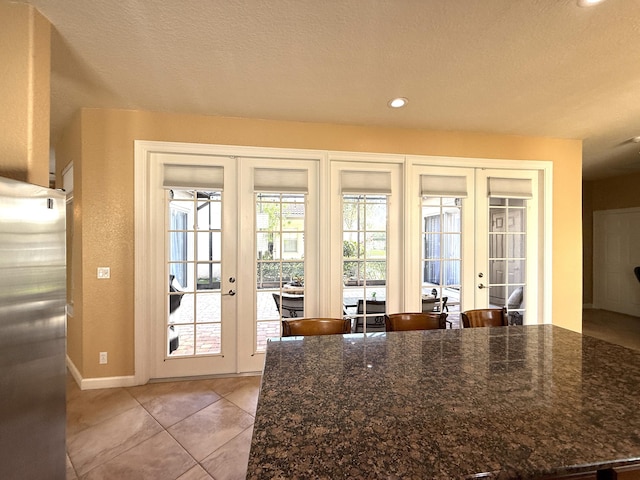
[0,176,66,479]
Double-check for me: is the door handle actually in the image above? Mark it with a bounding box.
[222,289,236,296]
[478,283,486,289]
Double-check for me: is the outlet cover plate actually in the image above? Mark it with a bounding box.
[97,267,110,279]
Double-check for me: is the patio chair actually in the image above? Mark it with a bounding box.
[272,293,305,318]
[507,286,524,325]
[353,299,386,333]
[422,296,448,313]
[169,274,185,314]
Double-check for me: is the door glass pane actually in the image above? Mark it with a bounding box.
[255,193,306,351]
[441,260,461,286]
[343,195,388,333]
[195,192,222,229]
[170,325,194,357]
[487,197,526,324]
[507,234,525,257]
[196,262,221,290]
[167,189,222,357]
[195,324,220,355]
[421,197,461,328]
[194,292,220,323]
[195,232,221,261]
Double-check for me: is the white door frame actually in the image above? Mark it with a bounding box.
[135,142,553,385]
[406,155,552,325]
[328,156,405,320]
[134,141,325,384]
[593,207,640,317]
[475,168,539,322]
[236,156,322,372]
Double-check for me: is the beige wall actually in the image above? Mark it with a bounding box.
[0,1,50,187]
[582,171,640,305]
[55,107,583,379]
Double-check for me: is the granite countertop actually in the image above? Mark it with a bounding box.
[246,325,640,479]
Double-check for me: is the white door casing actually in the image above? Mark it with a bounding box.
[329,157,404,319]
[135,142,552,385]
[148,151,238,379]
[593,207,640,317]
[135,141,324,382]
[475,169,540,323]
[236,156,321,373]
[407,159,548,324]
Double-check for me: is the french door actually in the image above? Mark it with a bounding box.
[329,160,403,333]
[410,165,539,327]
[237,157,319,372]
[475,169,538,324]
[136,141,549,383]
[143,150,320,378]
[150,154,238,378]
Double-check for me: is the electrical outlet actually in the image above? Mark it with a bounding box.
[97,267,110,279]
[99,352,108,364]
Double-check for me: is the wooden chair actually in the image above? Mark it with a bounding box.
[272,293,304,318]
[461,307,508,328]
[385,312,447,332]
[281,318,352,337]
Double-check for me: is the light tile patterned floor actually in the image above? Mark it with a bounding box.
[66,374,261,480]
[582,308,640,351]
[66,308,640,479]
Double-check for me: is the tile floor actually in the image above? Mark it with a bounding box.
[582,308,640,351]
[66,308,640,479]
[66,373,261,480]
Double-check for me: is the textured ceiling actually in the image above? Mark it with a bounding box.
[18,0,640,179]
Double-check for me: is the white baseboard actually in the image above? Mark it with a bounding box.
[66,355,137,390]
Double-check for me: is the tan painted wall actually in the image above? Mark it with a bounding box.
[582,171,640,305]
[0,1,50,187]
[582,181,593,305]
[57,107,583,379]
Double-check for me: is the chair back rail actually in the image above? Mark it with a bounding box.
[461,307,508,328]
[282,318,351,336]
[385,312,448,331]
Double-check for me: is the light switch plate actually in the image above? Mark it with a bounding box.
[97,267,110,279]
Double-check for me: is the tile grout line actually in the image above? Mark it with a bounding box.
[66,376,261,479]
[74,393,167,479]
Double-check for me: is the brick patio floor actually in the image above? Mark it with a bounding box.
[168,289,462,357]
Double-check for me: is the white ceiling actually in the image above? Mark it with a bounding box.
[18,0,640,179]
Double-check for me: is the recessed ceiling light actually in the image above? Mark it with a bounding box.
[577,0,606,7]
[388,97,408,108]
